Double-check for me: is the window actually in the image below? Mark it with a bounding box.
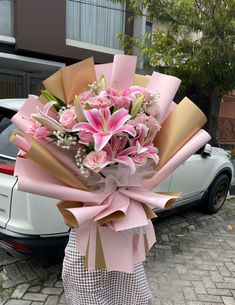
[144,21,153,66]
[0,0,14,37]
[66,0,125,54]
[0,111,18,158]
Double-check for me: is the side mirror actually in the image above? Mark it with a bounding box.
[201,143,212,158]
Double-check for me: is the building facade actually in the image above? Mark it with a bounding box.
[0,0,133,98]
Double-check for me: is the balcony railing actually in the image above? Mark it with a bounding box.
[66,0,125,54]
[0,0,14,38]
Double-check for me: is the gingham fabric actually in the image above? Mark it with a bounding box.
[62,229,153,305]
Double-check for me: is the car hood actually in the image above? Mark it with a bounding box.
[212,147,231,158]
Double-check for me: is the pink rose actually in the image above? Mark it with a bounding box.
[59,108,77,130]
[128,113,149,127]
[84,151,108,173]
[132,153,148,166]
[146,102,161,118]
[79,90,95,105]
[129,114,161,132]
[87,96,112,108]
[78,130,94,144]
[27,118,50,139]
[147,115,161,132]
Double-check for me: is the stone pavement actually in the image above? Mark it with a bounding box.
[0,197,235,305]
[146,196,235,305]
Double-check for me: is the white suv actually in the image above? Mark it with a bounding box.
[0,99,234,255]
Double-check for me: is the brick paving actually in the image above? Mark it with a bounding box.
[146,196,235,305]
[0,197,234,305]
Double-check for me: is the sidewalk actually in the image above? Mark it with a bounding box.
[146,196,235,305]
[0,197,235,305]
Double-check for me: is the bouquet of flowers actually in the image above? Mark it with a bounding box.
[11,55,210,272]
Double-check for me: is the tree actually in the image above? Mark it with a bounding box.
[115,0,235,146]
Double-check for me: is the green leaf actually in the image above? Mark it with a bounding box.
[85,103,91,110]
[41,89,66,111]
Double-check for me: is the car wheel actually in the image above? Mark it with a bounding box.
[202,174,230,214]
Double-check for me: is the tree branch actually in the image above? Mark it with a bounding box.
[210,2,225,41]
[194,0,210,18]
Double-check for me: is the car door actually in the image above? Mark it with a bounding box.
[168,153,212,199]
[151,174,173,193]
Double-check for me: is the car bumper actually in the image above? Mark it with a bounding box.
[0,226,69,255]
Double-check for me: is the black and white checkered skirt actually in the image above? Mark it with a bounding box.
[62,229,152,305]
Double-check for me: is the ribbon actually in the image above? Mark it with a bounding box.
[57,165,180,272]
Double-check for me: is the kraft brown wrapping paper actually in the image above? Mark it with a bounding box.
[10,131,88,191]
[43,57,97,104]
[133,74,150,88]
[26,140,88,190]
[43,69,66,102]
[84,225,106,270]
[57,201,82,228]
[95,227,106,269]
[154,97,207,169]
[61,58,97,103]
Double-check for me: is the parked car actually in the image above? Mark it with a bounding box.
[0,98,234,255]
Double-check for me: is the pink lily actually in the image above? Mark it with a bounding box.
[27,118,50,139]
[130,124,159,164]
[72,107,136,151]
[129,113,161,139]
[39,101,57,116]
[103,136,137,174]
[106,88,131,108]
[32,101,64,132]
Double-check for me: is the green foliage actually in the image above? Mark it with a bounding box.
[116,0,235,101]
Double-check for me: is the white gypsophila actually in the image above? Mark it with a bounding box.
[88,81,100,94]
[75,146,90,178]
[53,130,77,150]
[58,106,67,114]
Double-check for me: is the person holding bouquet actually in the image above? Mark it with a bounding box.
[10,55,210,305]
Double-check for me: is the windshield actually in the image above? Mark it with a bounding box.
[0,113,19,158]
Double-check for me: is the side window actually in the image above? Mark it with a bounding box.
[0,113,18,158]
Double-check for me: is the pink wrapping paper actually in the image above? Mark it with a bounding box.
[110,55,137,90]
[146,72,181,123]
[145,129,211,189]
[12,96,42,132]
[95,63,113,87]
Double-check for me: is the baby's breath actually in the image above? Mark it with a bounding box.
[75,146,90,178]
[58,106,67,115]
[53,130,77,150]
[88,81,100,95]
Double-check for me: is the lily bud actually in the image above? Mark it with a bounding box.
[130,95,145,118]
[74,95,86,122]
[98,74,107,92]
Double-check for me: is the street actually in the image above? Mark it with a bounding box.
[0,197,235,305]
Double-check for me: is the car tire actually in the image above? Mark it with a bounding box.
[202,174,230,214]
